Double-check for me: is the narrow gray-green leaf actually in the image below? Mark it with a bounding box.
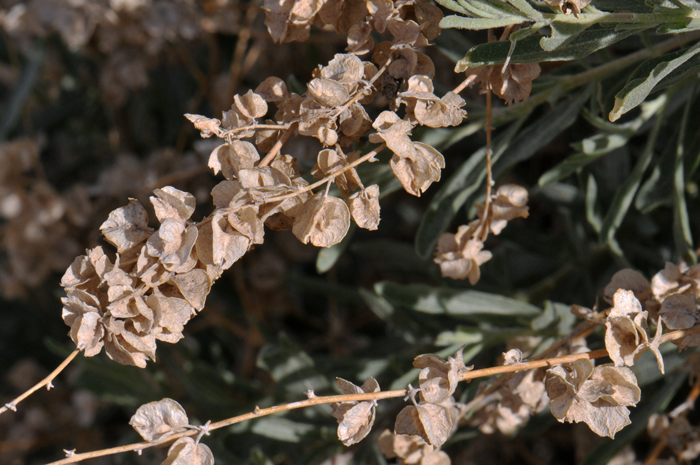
[673,94,696,263]
[599,106,664,249]
[540,20,594,52]
[610,42,700,121]
[493,87,590,178]
[374,282,541,322]
[434,0,471,15]
[585,173,602,233]
[440,15,526,30]
[456,27,645,70]
[507,0,543,19]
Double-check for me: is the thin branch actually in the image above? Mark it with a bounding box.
[257,124,296,167]
[222,122,292,138]
[260,143,386,204]
[0,348,81,416]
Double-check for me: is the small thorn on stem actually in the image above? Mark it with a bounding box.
[63,449,76,458]
[5,402,17,412]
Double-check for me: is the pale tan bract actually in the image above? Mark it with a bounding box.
[434,225,492,284]
[184,114,221,139]
[99,199,154,254]
[390,141,445,197]
[394,397,459,448]
[414,349,472,404]
[347,184,381,230]
[604,268,652,302]
[545,359,641,438]
[464,63,541,105]
[476,184,529,235]
[330,377,380,446]
[292,192,351,247]
[129,398,189,442]
[400,75,467,128]
[604,289,664,373]
[162,437,215,465]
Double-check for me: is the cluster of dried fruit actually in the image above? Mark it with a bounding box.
[0,0,245,104]
[435,184,530,284]
[467,261,700,441]
[60,0,467,367]
[130,398,213,465]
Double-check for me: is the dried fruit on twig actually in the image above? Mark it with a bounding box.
[545,359,641,438]
[347,184,380,230]
[162,437,214,465]
[604,289,664,373]
[434,225,492,284]
[660,294,700,349]
[604,269,651,302]
[464,64,541,105]
[414,348,472,404]
[476,184,529,235]
[394,397,459,448]
[331,377,380,446]
[292,192,351,247]
[130,398,189,442]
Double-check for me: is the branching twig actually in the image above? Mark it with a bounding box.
[0,348,80,416]
[259,143,387,204]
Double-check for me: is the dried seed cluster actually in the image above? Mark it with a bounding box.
[435,184,530,284]
[61,0,469,369]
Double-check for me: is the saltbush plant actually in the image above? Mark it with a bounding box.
[3,0,700,464]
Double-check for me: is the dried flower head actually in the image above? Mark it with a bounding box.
[476,184,529,235]
[331,377,380,446]
[434,224,492,284]
[414,348,472,404]
[545,359,641,438]
[465,63,541,105]
[604,289,664,373]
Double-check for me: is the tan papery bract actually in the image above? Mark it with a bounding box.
[604,289,664,373]
[347,184,380,230]
[331,377,380,446]
[292,192,350,247]
[545,359,641,438]
[129,398,189,442]
[162,437,215,465]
